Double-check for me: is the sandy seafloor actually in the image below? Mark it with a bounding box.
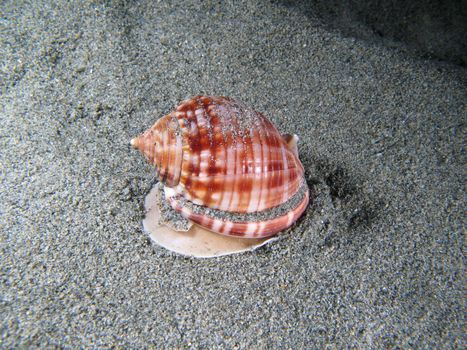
[1,1,464,348]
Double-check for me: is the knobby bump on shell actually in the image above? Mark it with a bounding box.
[131,96,309,256]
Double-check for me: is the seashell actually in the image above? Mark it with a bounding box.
[131,96,309,256]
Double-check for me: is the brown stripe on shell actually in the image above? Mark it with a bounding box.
[231,127,243,210]
[240,130,254,211]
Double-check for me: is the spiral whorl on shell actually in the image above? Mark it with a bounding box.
[132,96,309,238]
[131,112,183,187]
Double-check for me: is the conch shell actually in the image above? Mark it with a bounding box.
[132,96,309,256]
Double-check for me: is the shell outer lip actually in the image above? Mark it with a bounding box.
[165,179,310,238]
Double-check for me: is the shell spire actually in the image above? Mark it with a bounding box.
[131,114,183,187]
[131,131,156,165]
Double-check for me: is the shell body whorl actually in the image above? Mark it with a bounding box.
[132,96,309,238]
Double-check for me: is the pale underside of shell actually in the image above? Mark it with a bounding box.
[132,96,309,255]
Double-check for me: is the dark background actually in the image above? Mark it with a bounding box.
[278,0,467,65]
